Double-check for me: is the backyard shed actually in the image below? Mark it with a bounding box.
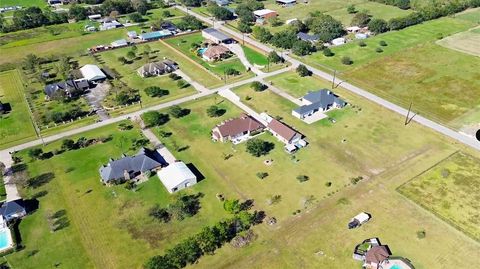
[158,161,197,193]
[80,65,106,81]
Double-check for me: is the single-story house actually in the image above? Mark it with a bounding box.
[0,6,21,13]
[297,32,319,43]
[215,0,230,6]
[99,20,123,31]
[99,148,166,184]
[346,26,361,33]
[111,39,128,48]
[158,161,197,193]
[139,30,173,41]
[137,59,178,77]
[253,9,278,20]
[160,21,178,33]
[44,79,89,100]
[331,37,346,46]
[127,31,138,39]
[0,200,27,222]
[261,113,303,147]
[88,14,102,20]
[212,114,265,143]
[365,246,390,269]
[48,0,62,5]
[355,33,368,39]
[202,45,231,61]
[202,28,233,44]
[292,89,347,120]
[276,0,296,6]
[80,64,107,82]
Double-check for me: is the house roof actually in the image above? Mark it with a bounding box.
[365,246,390,264]
[202,28,231,42]
[215,0,230,6]
[203,45,230,59]
[138,60,177,74]
[267,118,299,142]
[158,161,196,191]
[111,39,128,47]
[0,199,25,218]
[139,30,173,40]
[127,31,137,36]
[294,89,346,114]
[297,32,319,42]
[80,64,106,81]
[214,115,265,138]
[253,9,277,17]
[44,79,88,98]
[99,148,166,182]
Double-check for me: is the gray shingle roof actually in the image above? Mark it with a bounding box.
[0,199,26,220]
[44,79,89,98]
[203,28,231,42]
[294,89,346,114]
[297,32,319,42]
[99,148,165,183]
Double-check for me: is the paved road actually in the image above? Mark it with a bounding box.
[176,5,480,152]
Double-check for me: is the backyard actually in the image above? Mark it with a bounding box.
[0,70,37,150]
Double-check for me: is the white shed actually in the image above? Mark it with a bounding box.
[158,161,197,193]
[80,64,106,81]
[331,37,346,46]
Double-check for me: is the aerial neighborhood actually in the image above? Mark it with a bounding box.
[0,0,479,268]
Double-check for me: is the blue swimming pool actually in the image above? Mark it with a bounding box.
[0,229,11,250]
[198,48,207,55]
[390,265,402,269]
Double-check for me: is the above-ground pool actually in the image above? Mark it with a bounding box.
[0,229,13,252]
[198,48,207,55]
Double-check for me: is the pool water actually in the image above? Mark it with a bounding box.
[0,229,11,250]
[198,48,207,55]
[390,265,402,269]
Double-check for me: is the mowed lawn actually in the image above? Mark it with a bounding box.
[398,151,480,241]
[268,71,333,98]
[0,70,36,149]
[437,26,480,57]
[0,0,47,8]
[164,33,254,86]
[6,122,231,268]
[300,16,475,71]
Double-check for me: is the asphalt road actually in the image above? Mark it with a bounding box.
[175,5,480,151]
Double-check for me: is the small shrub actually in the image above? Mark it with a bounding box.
[417,230,426,239]
[325,181,332,187]
[375,47,383,53]
[296,175,309,182]
[341,56,353,65]
[323,48,334,57]
[379,40,387,46]
[250,81,267,92]
[358,41,366,47]
[256,172,268,179]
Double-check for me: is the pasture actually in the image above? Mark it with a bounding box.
[437,26,480,57]
[398,151,480,242]
[0,70,37,150]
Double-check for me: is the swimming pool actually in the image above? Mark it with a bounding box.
[198,48,207,55]
[0,229,13,252]
[390,265,402,269]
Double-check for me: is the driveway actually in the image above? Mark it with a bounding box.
[174,70,209,93]
[0,151,21,202]
[84,83,110,121]
[218,89,268,126]
[224,43,264,76]
[141,128,177,165]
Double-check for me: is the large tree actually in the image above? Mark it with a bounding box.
[305,14,345,42]
[245,138,274,157]
[142,111,170,127]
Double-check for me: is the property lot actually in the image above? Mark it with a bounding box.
[6,122,231,269]
[398,151,480,241]
[437,26,480,57]
[0,70,37,149]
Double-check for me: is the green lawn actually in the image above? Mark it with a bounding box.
[0,0,47,8]
[242,45,269,66]
[164,33,254,86]
[0,70,37,149]
[267,71,333,98]
[299,16,475,72]
[6,122,231,268]
[398,151,480,241]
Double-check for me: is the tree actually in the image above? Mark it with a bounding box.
[323,47,334,57]
[208,5,234,20]
[358,41,367,47]
[126,50,136,60]
[250,81,267,92]
[128,12,143,23]
[245,138,275,157]
[61,139,76,151]
[252,26,272,43]
[268,51,282,64]
[223,199,241,214]
[149,205,171,222]
[196,227,219,254]
[305,14,345,42]
[351,12,370,27]
[68,4,88,20]
[379,40,388,46]
[368,18,388,34]
[176,15,203,30]
[132,0,149,15]
[296,64,311,77]
[292,40,315,56]
[168,194,201,221]
[225,68,240,76]
[144,86,169,97]
[24,54,41,72]
[375,47,383,53]
[142,111,169,127]
[341,56,353,65]
[206,105,225,117]
[117,56,127,64]
[296,175,309,182]
[237,20,252,33]
[28,148,43,160]
[162,10,172,18]
[270,30,297,49]
[169,105,188,118]
[179,0,202,7]
[287,20,307,33]
[347,4,357,14]
[256,172,268,179]
[267,16,282,27]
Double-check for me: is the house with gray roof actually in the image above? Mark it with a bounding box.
[137,59,178,77]
[297,32,320,43]
[0,199,26,222]
[44,79,89,100]
[292,89,347,120]
[99,148,167,184]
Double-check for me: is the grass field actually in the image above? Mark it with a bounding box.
[0,0,47,8]
[268,71,333,98]
[437,26,480,57]
[300,16,475,71]
[398,151,480,242]
[0,70,37,150]
[164,33,254,85]
[6,122,232,268]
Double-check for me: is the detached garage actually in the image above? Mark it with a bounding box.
[80,64,107,82]
[158,161,197,193]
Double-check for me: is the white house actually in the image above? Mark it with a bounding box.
[158,161,197,193]
[331,37,346,46]
[80,64,106,82]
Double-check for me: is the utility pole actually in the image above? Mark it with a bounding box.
[331,70,336,89]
